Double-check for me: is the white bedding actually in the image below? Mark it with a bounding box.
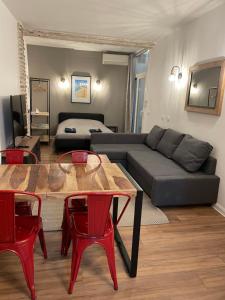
[56,118,112,140]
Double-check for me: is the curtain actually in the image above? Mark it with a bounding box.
[124,54,134,133]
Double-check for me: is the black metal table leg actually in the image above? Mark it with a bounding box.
[113,164,143,278]
[112,197,118,225]
[130,189,143,277]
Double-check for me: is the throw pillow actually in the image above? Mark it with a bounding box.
[172,134,213,172]
[145,125,165,150]
[157,129,184,158]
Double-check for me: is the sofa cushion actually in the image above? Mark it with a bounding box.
[157,129,184,158]
[91,143,150,160]
[127,150,188,178]
[172,135,213,172]
[127,150,219,207]
[145,125,165,150]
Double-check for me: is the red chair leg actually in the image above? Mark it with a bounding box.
[68,239,87,294]
[61,227,71,256]
[61,201,87,256]
[61,213,72,256]
[38,227,48,259]
[64,230,71,257]
[16,244,36,300]
[101,236,118,290]
[61,209,68,255]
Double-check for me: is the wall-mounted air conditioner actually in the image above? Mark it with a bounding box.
[102,53,129,66]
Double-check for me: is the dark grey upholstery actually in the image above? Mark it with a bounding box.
[127,150,219,206]
[91,143,150,160]
[157,129,184,158]
[91,133,147,144]
[172,135,213,172]
[200,156,217,175]
[58,112,104,124]
[145,125,165,149]
[91,127,220,207]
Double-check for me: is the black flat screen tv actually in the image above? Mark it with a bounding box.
[10,95,27,147]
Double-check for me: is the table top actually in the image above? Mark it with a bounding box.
[0,162,136,197]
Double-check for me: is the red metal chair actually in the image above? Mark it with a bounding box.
[58,150,102,255]
[0,149,39,216]
[56,150,102,164]
[0,190,47,300]
[64,192,131,294]
[0,148,39,165]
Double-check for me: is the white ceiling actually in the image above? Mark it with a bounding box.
[4,0,225,51]
[24,36,140,53]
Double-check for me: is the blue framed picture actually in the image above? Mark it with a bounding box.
[71,75,91,103]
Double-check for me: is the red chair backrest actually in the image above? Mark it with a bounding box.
[0,192,15,243]
[65,192,131,238]
[87,193,112,237]
[57,150,102,164]
[0,149,38,164]
[72,151,88,163]
[0,190,41,243]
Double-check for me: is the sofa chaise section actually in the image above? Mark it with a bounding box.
[91,133,148,166]
[127,150,219,206]
[91,130,220,207]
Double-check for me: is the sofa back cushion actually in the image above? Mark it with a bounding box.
[157,129,184,158]
[145,125,165,149]
[172,134,213,172]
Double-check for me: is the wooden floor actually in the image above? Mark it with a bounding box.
[1,143,225,300]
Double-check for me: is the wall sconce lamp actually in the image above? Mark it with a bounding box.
[59,77,69,89]
[168,66,182,82]
[94,79,102,91]
[193,82,198,88]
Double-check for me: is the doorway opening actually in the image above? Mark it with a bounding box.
[131,51,149,133]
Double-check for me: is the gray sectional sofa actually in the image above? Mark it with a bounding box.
[91,126,220,207]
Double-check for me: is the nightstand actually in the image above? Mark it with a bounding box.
[107,126,118,133]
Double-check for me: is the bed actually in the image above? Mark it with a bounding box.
[54,112,112,151]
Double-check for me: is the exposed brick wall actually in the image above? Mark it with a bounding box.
[17,23,26,94]
[17,23,30,134]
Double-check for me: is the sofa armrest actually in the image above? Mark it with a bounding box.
[199,156,217,175]
[151,174,220,206]
[91,133,148,144]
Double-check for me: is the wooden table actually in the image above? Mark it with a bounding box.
[0,161,143,277]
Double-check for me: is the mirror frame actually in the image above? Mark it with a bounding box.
[185,59,225,116]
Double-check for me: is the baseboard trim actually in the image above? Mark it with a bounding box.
[213,203,225,217]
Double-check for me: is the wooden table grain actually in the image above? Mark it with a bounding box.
[0,159,141,278]
[0,162,136,197]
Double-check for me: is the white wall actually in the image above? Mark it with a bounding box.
[142,4,225,212]
[0,0,20,149]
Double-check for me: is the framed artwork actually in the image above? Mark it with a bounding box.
[208,87,218,108]
[71,75,91,103]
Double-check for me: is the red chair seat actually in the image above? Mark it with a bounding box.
[15,216,40,241]
[0,191,47,300]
